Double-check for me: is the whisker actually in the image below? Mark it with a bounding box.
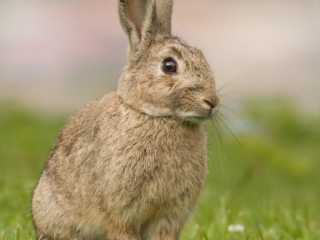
[218,80,242,92]
[215,116,229,163]
[211,117,226,177]
[219,89,244,96]
[218,112,242,134]
[219,94,237,98]
[218,81,235,92]
[217,71,252,93]
[219,104,251,127]
[216,113,248,158]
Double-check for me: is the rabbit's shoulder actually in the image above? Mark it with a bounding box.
[44,93,122,165]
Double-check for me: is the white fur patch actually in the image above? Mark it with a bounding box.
[141,105,173,117]
[176,111,199,118]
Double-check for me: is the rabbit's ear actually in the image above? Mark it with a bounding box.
[118,0,173,63]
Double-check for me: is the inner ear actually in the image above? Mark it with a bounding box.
[128,0,147,39]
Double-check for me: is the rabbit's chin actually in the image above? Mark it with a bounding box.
[177,116,211,124]
[140,105,214,124]
[175,114,214,124]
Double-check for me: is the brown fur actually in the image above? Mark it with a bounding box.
[32,0,220,239]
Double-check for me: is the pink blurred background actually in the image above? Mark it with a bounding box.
[0,0,318,112]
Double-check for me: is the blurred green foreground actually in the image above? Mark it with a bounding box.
[0,98,319,240]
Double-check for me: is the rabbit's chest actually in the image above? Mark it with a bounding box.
[110,133,207,206]
[100,117,207,215]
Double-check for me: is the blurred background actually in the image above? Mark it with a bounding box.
[0,0,318,111]
[0,0,319,239]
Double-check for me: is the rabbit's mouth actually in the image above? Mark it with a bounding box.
[179,116,211,124]
[172,92,220,123]
[175,98,220,123]
[176,109,218,124]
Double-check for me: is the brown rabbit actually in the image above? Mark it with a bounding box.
[32,0,220,239]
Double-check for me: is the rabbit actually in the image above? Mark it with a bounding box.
[31,0,220,239]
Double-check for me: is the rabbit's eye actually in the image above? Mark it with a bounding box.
[161,58,177,74]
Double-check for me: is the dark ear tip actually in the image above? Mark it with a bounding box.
[119,0,125,3]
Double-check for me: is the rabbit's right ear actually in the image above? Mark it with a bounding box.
[118,0,173,64]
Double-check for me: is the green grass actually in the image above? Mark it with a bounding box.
[0,98,319,239]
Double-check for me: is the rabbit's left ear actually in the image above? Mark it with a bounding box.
[118,0,173,63]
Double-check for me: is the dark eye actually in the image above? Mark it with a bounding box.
[161,58,178,74]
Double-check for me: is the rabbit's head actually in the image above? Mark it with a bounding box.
[118,0,220,123]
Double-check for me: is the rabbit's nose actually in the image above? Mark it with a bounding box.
[202,96,220,114]
[203,99,215,109]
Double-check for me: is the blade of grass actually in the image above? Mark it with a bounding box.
[256,221,264,240]
[15,228,20,240]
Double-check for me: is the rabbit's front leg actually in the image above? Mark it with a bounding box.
[104,221,141,240]
[142,217,184,240]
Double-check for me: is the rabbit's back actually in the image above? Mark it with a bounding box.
[32,92,207,238]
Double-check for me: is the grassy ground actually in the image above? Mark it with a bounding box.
[0,98,319,239]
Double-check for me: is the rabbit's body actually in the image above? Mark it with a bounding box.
[33,93,207,239]
[32,0,220,239]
